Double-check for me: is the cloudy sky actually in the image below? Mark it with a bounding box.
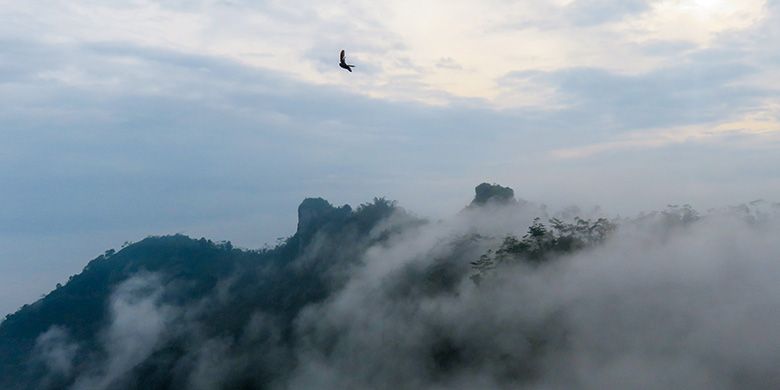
[1,0,779,315]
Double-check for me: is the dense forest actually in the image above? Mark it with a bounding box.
[2,184,780,389]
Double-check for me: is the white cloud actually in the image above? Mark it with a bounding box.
[1,0,772,104]
[551,102,780,159]
[1,0,779,317]
[618,0,767,45]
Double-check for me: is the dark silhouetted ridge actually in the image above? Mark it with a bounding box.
[470,183,516,206]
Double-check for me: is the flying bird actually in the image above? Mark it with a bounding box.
[339,50,355,72]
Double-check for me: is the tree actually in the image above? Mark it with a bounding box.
[472,216,616,281]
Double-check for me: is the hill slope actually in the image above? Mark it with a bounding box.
[0,196,408,389]
[4,184,780,390]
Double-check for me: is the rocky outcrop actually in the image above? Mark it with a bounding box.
[469,183,516,207]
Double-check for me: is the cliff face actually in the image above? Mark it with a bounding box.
[470,183,517,206]
[296,198,352,237]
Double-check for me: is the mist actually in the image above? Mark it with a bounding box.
[3,1,780,388]
[286,201,780,389]
[13,188,779,389]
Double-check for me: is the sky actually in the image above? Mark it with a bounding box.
[1,0,779,316]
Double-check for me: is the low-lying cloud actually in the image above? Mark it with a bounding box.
[286,203,780,389]
[26,197,780,389]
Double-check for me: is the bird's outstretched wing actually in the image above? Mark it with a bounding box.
[340,50,346,63]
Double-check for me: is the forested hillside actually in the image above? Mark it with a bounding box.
[2,184,780,390]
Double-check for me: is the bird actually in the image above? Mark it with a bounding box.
[339,49,355,72]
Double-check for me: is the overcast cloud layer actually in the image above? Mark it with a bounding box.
[1,0,779,315]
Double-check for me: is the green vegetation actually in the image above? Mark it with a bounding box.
[471,217,615,284]
[0,186,620,390]
[0,197,405,390]
[470,182,516,206]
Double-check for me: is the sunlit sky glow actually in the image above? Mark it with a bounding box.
[0,0,779,314]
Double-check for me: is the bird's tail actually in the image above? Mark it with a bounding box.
[348,64,356,68]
